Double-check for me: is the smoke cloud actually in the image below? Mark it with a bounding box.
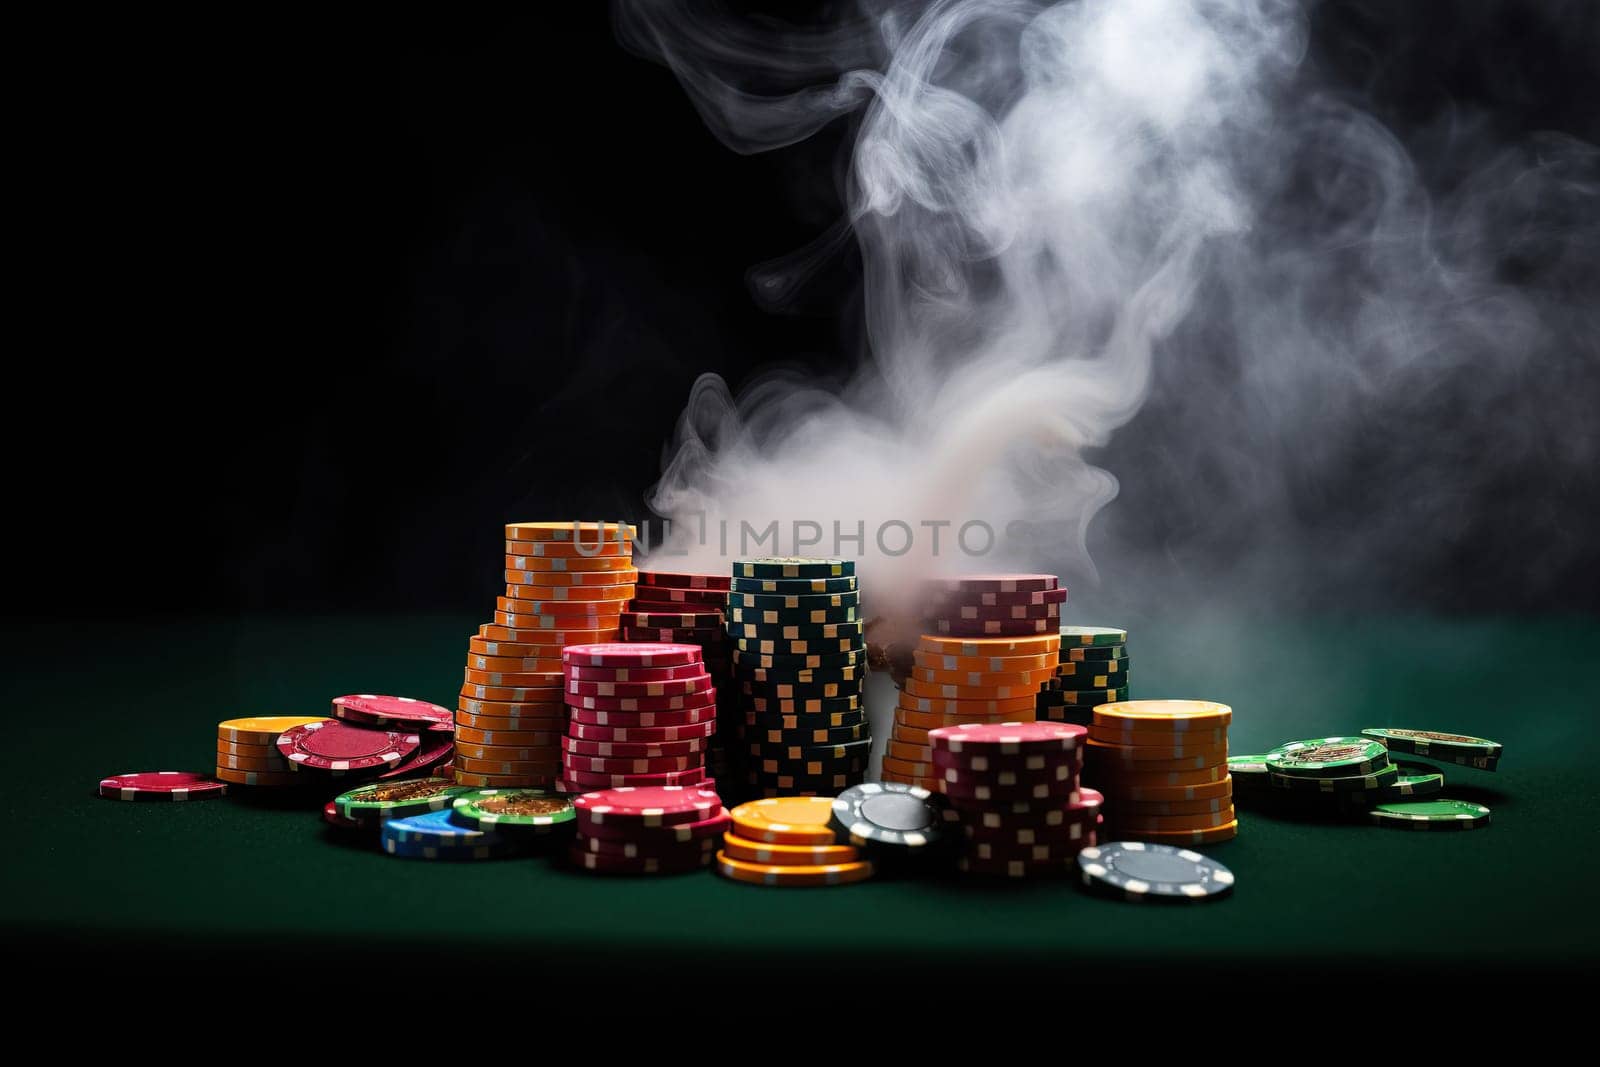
[615,0,1599,617]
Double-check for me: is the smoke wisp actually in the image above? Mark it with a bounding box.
[615,0,1599,617]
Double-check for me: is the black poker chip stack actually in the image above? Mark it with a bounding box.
[1036,626,1130,725]
[725,557,870,799]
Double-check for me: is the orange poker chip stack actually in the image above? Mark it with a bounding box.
[454,521,637,788]
[880,575,1065,792]
[1082,700,1238,845]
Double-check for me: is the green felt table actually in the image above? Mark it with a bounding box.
[12,614,1599,992]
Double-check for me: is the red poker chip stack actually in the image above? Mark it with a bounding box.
[452,522,638,789]
[568,785,730,874]
[558,642,719,796]
[920,574,1068,637]
[620,571,733,780]
[927,722,1102,878]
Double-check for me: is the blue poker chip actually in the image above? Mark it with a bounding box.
[1076,841,1235,902]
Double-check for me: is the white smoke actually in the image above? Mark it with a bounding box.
[616,0,1599,617]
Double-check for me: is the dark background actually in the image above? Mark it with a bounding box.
[19,1,1598,619]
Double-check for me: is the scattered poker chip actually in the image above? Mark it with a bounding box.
[275,720,420,772]
[383,814,527,860]
[452,788,575,830]
[1366,799,1491,831]
[1058,625,1128,647]
[98,771,227,801]
[216,715,328,746]
[715,850,873,887]
[1267,736,1390,779]
[573,786,722,827]
[829,782,944,853]
[562,642,704,668]
[732,557,855,580]
[1360,727,1502,760]
[377,729,457,780]
[729,796,839,845]
[1076,841,1235,901]
[334,777,465,820]
[331,694,454,727]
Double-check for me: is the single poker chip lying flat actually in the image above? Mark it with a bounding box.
[1076,841,1235,901]
[98,771,227,801]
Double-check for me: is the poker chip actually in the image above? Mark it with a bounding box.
[1360,727,1503,761]
[1058,625,1128,647]
[98,771,227,801]
[1366,799,1492,831]
[829,782,944,853]
[331,694,453,727]
[334,778,465,820]
[729,796,839,845]
[562,642,704,668]
[732,557,855,580]
[1076,841,1235,901]
[635,571,731,590]
[382,809,527,860]
[573,786,721,826]
[578,805,731,844]
[1267,736,1391,778]
[451,788,575,830]
[216,715,328,746]
[275,720,420,772]
[715,851,873,887]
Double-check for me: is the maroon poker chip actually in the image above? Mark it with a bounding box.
[578,804,730,843]
[331,694,454,727]
[566,674,713,699]
[568,703,718,728]
[275,720,420,772]
[565,662,711,683]
[377,728,457,780]
[560,766,707,790]
[560,734,709,758]
[98,771,227,801]
[571,785,721,826]
[567,719,718,744]
[561,642,705,668]
[633,572,731,590]
[924,574,1059,593]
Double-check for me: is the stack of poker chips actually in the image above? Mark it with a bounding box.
[1083,700,1238,845]
[1036,626,1130,725]
[885,574,1067,792]
[715,796,875,886]
[558,642,718,794]
[725,557,870,798]
[456,521,637,789]
[928,722,1103,878]
[569,785,729,874]
[214,715,326,789]
[621,571,733,781]
[215,698,455,792]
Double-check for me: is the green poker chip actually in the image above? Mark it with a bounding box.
[1386,762,1446,798]
[1267,736,1391,779]
[1367,799,1491,831]
[1361,727,1502,760]
[1270,762,1400,793]
[1052,660,1130,688]
[334,778,467,819]
[450,788,575,831]
[732,557,855,580]
[1058,625,1127,647]
[1227,754,1277,783]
